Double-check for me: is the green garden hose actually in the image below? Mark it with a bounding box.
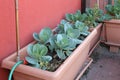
[8,60,23,80]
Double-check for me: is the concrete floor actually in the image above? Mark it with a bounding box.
[80,44,120,80]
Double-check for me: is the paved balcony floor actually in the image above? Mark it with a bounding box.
[81,44,120,80]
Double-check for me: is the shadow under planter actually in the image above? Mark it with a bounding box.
[104,19,120,53]
[2,24,102,80]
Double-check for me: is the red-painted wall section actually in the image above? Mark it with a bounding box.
[0,0,81,80]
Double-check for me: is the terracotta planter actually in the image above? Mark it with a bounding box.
[104,19,120,52]
[2,24,102,80]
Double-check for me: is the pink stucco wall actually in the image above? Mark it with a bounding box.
[0,0,81,80]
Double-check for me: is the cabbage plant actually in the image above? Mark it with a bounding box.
[85,5,103,27]
[55,34,79,59]
[65,10,87,23]
[33,27,53,44]
[26,43,52,70]
[105,0,120,19]
[75,21,90,36]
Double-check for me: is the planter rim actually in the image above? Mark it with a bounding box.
[1,23,102,79]
[104,19,120,24]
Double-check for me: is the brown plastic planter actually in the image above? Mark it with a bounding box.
[2,24,102,80]
[104,19,120,52]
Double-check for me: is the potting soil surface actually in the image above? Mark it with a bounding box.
[80,44,120,80]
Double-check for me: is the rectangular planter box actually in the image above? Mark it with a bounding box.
[2,24,102,80]
[104,19,120,44]
[104,19,120,52]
